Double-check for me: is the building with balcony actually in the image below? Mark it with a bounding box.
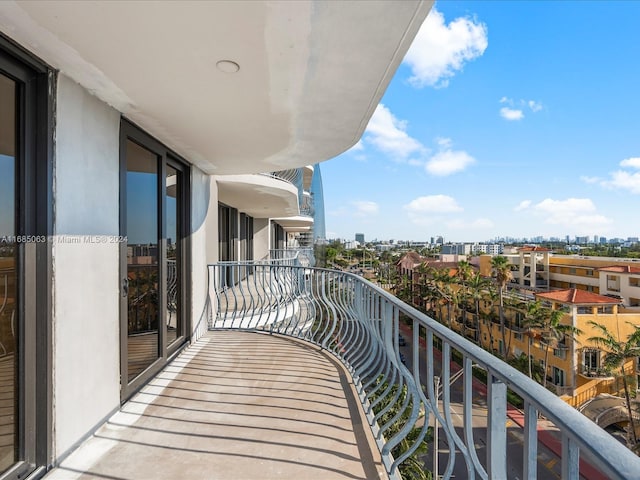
[403,251,640,411]
[476,252,640,401]
[1,2,638,480]
[0,1,433,477]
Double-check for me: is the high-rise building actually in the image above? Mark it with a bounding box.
[355,233,365,244]
[311,164,326,243]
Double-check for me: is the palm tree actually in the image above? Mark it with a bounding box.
[456,260,473,284]
[534,307,582,389]
[587,321,640,448]
[508,353,544,384]
[430,268,455,328]
[521,300,545,379]
[466,272,490,344]
[455,261,473,339]
[491,255,513,358]
[479,288,500,354]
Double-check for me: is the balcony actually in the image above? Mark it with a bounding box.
[269,248,315,267]
[45,263,640,480]
[217,173,299,218]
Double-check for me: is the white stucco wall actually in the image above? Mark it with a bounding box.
[191,170,216,340]
[53,75,121,458]
[51,76,222,459]
[253,218,270,260]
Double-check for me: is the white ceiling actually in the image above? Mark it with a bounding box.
[217,174,299,218]
[0,1,432,174]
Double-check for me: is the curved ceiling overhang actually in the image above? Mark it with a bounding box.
[273,216,314,232]
[0,1,432,174]
[217,174,299,218]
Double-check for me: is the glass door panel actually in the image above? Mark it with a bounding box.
[0,71,17,475]
[125,140,160,382]
[166,165,180,347]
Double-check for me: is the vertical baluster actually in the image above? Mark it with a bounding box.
[561,435,580,480]
[523,401,538,479]
[487,374,507,479]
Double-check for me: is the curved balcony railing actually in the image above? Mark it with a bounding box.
[270,248,315,267]
[260,168,302,186]
[204,263,640,480]
[300,192,314,217]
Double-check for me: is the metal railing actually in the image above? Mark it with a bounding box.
[300,192,314,217]
[269,248,315,267]
[260,169,301,186]
[203,263,640,480]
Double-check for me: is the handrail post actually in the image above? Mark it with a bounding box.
[487,374,507,479]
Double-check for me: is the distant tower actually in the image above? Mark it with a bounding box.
[355,233,365,244]
[310,163,326,243]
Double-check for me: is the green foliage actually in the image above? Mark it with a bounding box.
[587,321,640,448]
[369,377,432,480]
[508,353,544,384]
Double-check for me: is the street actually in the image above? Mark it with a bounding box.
[398,323,575,480]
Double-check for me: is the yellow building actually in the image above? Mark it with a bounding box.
[476,252,640,406]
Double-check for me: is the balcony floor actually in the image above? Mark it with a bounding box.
[44,331,384,480]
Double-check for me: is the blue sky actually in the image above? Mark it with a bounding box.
[322,1,640,243]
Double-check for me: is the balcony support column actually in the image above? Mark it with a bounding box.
[487,374,507,479]
[523,401,538,479]
[561,435,580,480]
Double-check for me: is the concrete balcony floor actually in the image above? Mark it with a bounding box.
[45,331,385,480]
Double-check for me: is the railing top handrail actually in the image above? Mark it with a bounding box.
[259,169,301,185]
[208,262,640,477]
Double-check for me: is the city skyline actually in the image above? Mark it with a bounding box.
[332,233,640,246]
[322,1,640,243]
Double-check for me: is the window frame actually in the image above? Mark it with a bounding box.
[0,33,53,479]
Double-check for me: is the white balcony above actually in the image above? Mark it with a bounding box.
[272,216,313,232]
[302,165,314,191]
[217,174,299,218]
[0,1,432,174]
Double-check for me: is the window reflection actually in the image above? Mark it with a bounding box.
[0,73,17,473]
[126,140,160,381]
[166,166,180,345]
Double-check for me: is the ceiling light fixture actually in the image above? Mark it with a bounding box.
[216,60,240,73]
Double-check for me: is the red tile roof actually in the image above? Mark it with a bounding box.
[519,246,552,252]
[598,265,640,274]
[535,289,621,305]
[396,252,424,268]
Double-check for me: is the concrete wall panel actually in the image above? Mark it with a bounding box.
[52,75,121,458]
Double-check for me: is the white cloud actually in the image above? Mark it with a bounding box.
[580,175,600,184]
[591,157,640,193]
[436,137,453,148]
[528,100,543,112]
[500,107,524,121]
[620,157,640,169]
[364,104,425,160]
[407,158,425,167]
[403,7,488,88]
[404,195,463,214]
[352,201,379,217]
[529,198,612,233]
[499,98,543,119]
[404,195,463,226]
[425,149,476,176]
[514,200,532,211]
[602,170,640,194]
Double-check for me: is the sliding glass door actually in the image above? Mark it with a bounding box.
[120,121,189,400]
[0,39,50,480]
[0,64,18,479]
